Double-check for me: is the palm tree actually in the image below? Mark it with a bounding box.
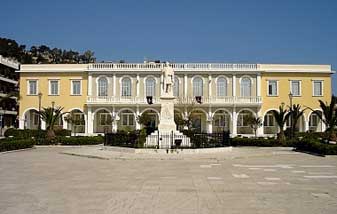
[309,95,337,140]
[271,104,290,142]
[247,115,262,138]
[39,106,66,140]
[288,104,306,138]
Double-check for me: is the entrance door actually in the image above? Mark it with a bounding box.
[191,115,202,133]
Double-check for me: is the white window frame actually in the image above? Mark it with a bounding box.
[237,112,252,127]
[213,113,229,128]
[312,80,323,97]
[99,113,111,126]
[121,112,135,126]
[97,77,108,97]
[216,77,228,97]
[121,77,132,97]
[71,80,82,96]
[290,80,301,97]
[192,76,203,97]
[267,80,278,96]
[263,113,275,127]
[240,76,252,97]
[49,79,60,96]
[309,113,319,127]
[145,77,156,97]
[27,79,38,95]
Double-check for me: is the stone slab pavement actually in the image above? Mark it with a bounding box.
[0,146,337,214]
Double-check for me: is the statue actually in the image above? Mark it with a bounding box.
[161,62,174,95]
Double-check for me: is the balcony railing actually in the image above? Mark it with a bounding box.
[0,55,20,70]
[87,96,262,105]
[88,63,258,71]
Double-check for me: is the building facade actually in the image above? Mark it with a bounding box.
[17,62,334,136]
[0,55,20,136]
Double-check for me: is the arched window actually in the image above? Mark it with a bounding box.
[173,77,179,97]
[145,77,155,97]
[121,77,131,97]
[240,77,251,97]
[98,77,108,97]
[193,77,203,96]
[217,77,227,97]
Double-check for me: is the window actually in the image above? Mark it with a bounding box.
[49,80,59,95]
[313,80,323,96]
[217,77,227,97]
[309,114,319,127]
[121,112,134,126]
[145,77,155,97]
[173,77,179,97]
[213,113,228,128]
[98,77,108,97]
[28,80,37,95]
[121,78,132,97]
[267,80,278,96]
[73,113,85,125]
[237,111,252,127]
[193,77,203,96]
[290,80,301,96]
[99,113,111,126]
[32,112,39,126]
[263,113,275,127]
[240,77,251,97]
[71,80,81,95]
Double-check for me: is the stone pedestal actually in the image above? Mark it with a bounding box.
[158,95,176,133]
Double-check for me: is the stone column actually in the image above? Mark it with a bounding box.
[304,119,309,132]
[232,74,236,97]
[88,74,92,96]
[19,119,25,129]
[184,74,188,98]
[41,121,46,130]
[136,74,140,97]
[256,73,261,97]
[256,108,263,136]
[208,75,212,98]
[87,106,93,135]
[113,74,116,97]
[136,106,141,130]
[232,109,237,137]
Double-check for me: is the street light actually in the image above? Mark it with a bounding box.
[38,92,43,131]
[288,92,293,138]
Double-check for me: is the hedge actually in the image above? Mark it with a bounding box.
[0,139,35,152]
[295,138,337,155]
[4,128,71,139]
[35,136,104,145]
[231,137,296,147]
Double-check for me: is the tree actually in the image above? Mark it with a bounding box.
[39,107,66,140]
[288,104,306,138]
[64,113,85,136]
[247,115,262,138]
[175,98,198,131]
[309,95,337,140]
[271,104,290,142]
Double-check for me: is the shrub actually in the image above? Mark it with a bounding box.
[4,128,71,139]
[0,139,35,152]
[231,137,296,147]
[56,136,104,145]
[295,138,337,155]
[105,130,140,148]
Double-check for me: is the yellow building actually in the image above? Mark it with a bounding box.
[17,62,334,136]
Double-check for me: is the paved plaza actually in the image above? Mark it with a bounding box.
[1,147,337,214]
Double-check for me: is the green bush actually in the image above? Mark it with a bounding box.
[295,138,337,155]
[0,139,35,152]
[105,130,140,148]
[231,137,296,147]
[54,136,104,145]
[4,128,71,139]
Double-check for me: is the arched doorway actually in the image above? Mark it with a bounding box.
[117,109,136,132]
[263,110,278,135]
[141,109,159,134]
[237,110,254,135]
[24,109,39,129]
[212,110,231,133]
[190,109,207,133]
[94,109,112,133]
[308,111,323,132]
[66,109,85,134]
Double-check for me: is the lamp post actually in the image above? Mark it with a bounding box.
[0,107,3,137]
[288,92,293,138]
[38,92,42,131]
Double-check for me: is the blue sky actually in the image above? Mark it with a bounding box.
[1,0,336,94]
